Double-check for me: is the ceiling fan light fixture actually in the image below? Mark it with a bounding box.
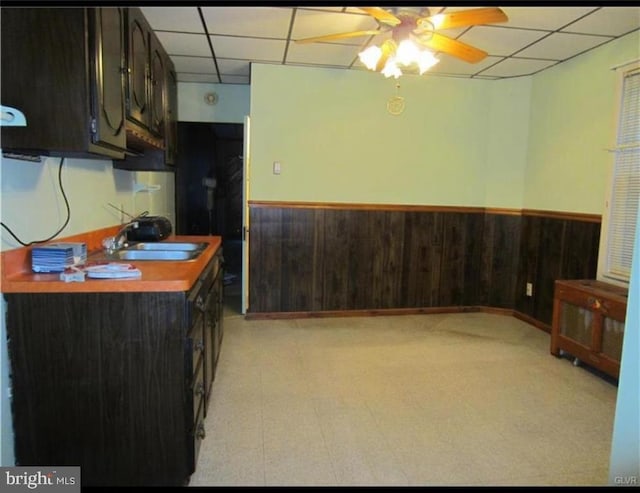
[358,45,383,71]
[381,57,402,79]
[396,39,421,66]
[417,50,440,74]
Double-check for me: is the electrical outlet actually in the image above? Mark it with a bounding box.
[526,282,533,297]
[273,161,281,175]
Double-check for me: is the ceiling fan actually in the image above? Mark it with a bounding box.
[295,6,509,76]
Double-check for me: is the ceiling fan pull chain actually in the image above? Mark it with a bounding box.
[387,82,405,116]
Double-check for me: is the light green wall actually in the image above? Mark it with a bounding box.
[485,77,531,209]
[250,64,532,207]
[178,82,250,123]
[524,31,640,214]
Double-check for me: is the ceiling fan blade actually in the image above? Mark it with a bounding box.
[420,7,508,30]
[421,32,488,63]
[358,7,401,26]
[295,30,382,44]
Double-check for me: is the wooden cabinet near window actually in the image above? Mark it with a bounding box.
[551,279,628,379]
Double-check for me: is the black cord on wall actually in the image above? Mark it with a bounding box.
[1,157,71,246]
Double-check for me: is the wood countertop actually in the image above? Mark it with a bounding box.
[1,226,222,293]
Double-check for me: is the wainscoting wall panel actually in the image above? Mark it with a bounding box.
[248,202,600,328]
[515,212,601,327]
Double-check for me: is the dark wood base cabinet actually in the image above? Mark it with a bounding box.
[4,254,223,486]
[551,279,627,379]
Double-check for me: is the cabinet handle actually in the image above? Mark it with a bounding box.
[588,297,602,310]
[196,296,205,311]
[194,340,204,353]
[196,423,206,440]
[195,382,205,396]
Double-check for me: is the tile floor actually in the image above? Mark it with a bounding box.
[189,296,618,487]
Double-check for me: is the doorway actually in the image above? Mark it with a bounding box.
[175,122,244,314]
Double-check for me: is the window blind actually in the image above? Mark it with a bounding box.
[606,66,640,281]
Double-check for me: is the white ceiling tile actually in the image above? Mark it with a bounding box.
[430,55,504,76]
[516,32,611,60]
[210,35,286,62]
[458,26,550,57]
[501,6,597,31]
[220,74,251,84]
[292,8,379,45]
[201,7,292,38]
[561,6,640,36]
[217,59,251,77]
[286,41,361,67]
[479,58,558,77]
[155,32,210,57]
[170,55,217,74]
[177,73,220,83]
[141,7,203,33]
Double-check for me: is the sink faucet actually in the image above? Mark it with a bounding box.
[102,211,148,254]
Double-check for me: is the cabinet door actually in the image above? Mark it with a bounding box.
[89,8,127,153]
[126,8,150,129]
[149,32,166,137]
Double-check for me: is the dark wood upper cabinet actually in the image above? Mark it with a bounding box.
[114,7,176,171]
[0,8,127,159]
[1,7,177,170]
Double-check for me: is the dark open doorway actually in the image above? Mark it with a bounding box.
[175,122,244,314]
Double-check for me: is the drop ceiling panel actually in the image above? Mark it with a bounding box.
[217,58,251,76]
[479,58,558,77]
[291,8,379,44]
[561,6,640,36]
[210,35,286,62]
[137,5,640,85]
[171,55,217,75]
[287,42,361,67]
[156,32,211,57]
[458,26,550,57]
[140,7,203,33]
[201,6,292,38]
[501,6,598,31]
[177,73,220,83]
[430,55,504,76]
[516,32,612,60]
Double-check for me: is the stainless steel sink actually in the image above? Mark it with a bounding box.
[112,241,208,261]
[115,250,201,261]
[126,242,207,251]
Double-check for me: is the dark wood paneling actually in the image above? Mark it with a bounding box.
[280,208,320,312]
[400,211,442,308]
[516,214,601,327]
[247,204,599,328]
[481,214,521,308]
[249,207,283,312]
